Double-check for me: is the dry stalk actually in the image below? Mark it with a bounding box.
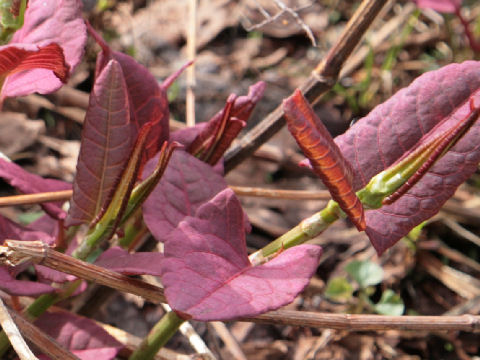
[7,309,79,360]
[0,240,166,304]
[0,186,331,207]
[0,298,38,360]
[1,241,479,333]
[224,0,389,172]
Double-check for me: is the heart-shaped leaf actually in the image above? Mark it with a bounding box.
[161,188,322,321]
[66,59,132,227]
[0,158,71,219]
[3,0,86,97]
[142,150,230,242]
[283,89,365,231]
[35,310,123,360]
[335,61,480,253]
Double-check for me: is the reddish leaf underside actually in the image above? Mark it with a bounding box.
[0,43,68,82]
[66,59,132,227]
[142,150,231,241]
[161,189,322,321]
[3,0,86,97]
[283,89,365,231]
[35,311,123,360]
[335,61,480,254]
[188,81,266,165]
[0,158,71,219]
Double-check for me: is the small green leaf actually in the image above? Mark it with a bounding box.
[373,289,404,316]
[324,277,353,301]
[345,260,383,288]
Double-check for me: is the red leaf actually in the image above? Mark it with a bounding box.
[94,246,163,276]
[188,81,265,165]
[335,61,480,253]
[283,89,365,231]
[161,189,322,321]
[3,0,86,97]
[66,60,132,227]
[142,150,231,241]
[0,43,68,81]
[35,311,123,360]
[0,158,71,219]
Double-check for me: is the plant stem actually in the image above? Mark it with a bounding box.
[250,200,341,265]
[128,311,184,360]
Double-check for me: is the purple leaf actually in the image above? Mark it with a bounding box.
[3,0,86,97]
[90,26,173,167]
[335,61,480,253]
[413,0,462,13]
[66,59,132,227]
[94,246,163,276]
[161,189,322,321]
[35,265,77,283]
[0,214,54,245]
[0,158,70,219]
[142,150,230,241]
[35,311,123,360]
[0,267,55,296]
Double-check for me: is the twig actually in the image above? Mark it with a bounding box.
[0,299,38,360]
[0,190,72,206]
[210,322,247,360]
[228,186,330,200]
[7,309,80,360]
[162,304,216,360]
[0,186,331,207]
[186,0,197,127]
[3,241,479,333]
[224,0,389,172]
[245,0,317,46]
[243,310,480,332]
[0,240,166,304]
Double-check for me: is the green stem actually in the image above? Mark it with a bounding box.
[129,311,184,360]
[250,200,341,265]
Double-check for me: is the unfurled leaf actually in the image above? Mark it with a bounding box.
[0,158,71,219]
[413,0,462,13]
[345,260,383,288]
[35,311,123,359]
[142,150,230,242]
[89,26,182,167]
[0,214,54,245]
[373,289,404,316]
[335,61,480,254]
[283,89,365,231]
[3,0,86,97]
[188,81,266,165]
[161,189,322,321]
[66,59,132,227]
[94,246,163,276]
